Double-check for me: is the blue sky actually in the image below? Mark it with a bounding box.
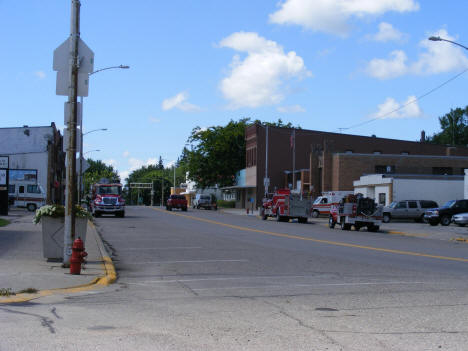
[1,0,468,181]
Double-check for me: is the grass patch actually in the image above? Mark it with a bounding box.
[0,288,15,296]
[217,200,236,208]
[17,288,38,294]
[0,219,10,227]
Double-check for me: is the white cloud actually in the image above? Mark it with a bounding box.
[366,50,408,79]
[219,32,310,109]
[103,159,117,168]
[149,117,161,123]
[118,157,158,182]
[269,0,419,36]
[35,71,46,79]
[366,29,468,79]
[368,22,405,42]
[412,29,468,75]
[372,95,422,119]
[122,151,130,158]
[277,104,306,113]
[161,92,200,112]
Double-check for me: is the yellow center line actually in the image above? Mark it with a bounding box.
[151,208,468,263]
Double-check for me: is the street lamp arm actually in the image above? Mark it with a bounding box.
[89,65,130,76]
[428,36,468,51]
[83,128,107,136]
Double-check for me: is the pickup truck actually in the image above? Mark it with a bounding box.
[166,194,188,211]
[424,199,468,226]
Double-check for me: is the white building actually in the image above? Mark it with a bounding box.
[354,174,464,207]
[0,124,64,203]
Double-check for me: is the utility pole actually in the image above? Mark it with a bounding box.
[264,125,269,195]
[292,129,296,191]
[160,177,164,207]
[63,0,80,266]
[173,166,176,194]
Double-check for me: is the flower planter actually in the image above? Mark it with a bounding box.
[41,217,88,260]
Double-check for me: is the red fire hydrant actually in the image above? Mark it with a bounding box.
[70,237,87,275]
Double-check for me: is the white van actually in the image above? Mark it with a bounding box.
[8,182,46,211]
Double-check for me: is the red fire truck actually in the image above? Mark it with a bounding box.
[328,194,382,231]
[90,180,125,218]
[261,189,311,223]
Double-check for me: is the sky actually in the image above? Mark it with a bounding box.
[1,0,468,181]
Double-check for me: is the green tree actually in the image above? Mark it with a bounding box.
[428,106,468,146]
[186,119,249,188]
[83,159,120,195]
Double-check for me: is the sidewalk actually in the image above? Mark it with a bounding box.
[0,209,113,303]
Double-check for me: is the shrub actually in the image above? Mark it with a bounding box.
[33,204,92,224]
[217,200,236,208]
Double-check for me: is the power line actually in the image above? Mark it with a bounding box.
[339,68,468,132]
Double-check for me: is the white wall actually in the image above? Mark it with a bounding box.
[9,153,49,190]
[394,178,464,207]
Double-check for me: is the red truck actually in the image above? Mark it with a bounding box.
[90,181,125,217]
[166,194,188,211]
[261,189,311,223]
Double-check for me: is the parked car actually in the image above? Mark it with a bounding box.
[193,194,217,210]
[382,200,438,223]
[452,212,468,227]
[166,194,188,211]
[424,199,468,226]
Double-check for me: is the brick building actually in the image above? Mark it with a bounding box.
[239,124,468,208]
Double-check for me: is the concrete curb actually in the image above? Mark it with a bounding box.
[0,220,117,304]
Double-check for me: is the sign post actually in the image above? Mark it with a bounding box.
[53,0,94,266]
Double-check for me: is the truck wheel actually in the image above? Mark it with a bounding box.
[328,216,335,229]
[94,212,101,218]
[340,219,350,230]
[116,211,125,218]
[440,216,451,226]
[312,210,319,218]
[27,203,37,212]
[196,205,200,209]
[167,206,172,211]
[182,207,187,212]
[368,225,379,232]
[354,224,361,231]
[298,217,307,224]
[276,211,282,222]
[429,220,438,226]
[382,213,391,223]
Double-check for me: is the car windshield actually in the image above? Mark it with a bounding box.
[441,200,455,208]
[388,202,397,208]
[97,186,121,195]
[313,197,322,205]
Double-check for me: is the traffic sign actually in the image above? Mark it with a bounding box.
[56,71,89,97]
[53,38,94,73]
[64,101,82,125]
[63,128,81,152]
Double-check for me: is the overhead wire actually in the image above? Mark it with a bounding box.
[339,67,468,132]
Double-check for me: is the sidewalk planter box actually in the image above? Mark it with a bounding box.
[41,217,88,260]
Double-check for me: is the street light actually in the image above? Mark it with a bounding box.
[83,149,100,155]
[79,64,129,200]
[428,37,468,146]
[428,36,468,51]
[83,128,107,136]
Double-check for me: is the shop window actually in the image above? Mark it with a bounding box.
[375,165,395,174]
[378,193,386,205]
[432,167,452,175]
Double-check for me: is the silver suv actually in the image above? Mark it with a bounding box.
[193,194,217,210]
[383,200,438,223]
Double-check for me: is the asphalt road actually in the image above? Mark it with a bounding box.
[2,206,468,350]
